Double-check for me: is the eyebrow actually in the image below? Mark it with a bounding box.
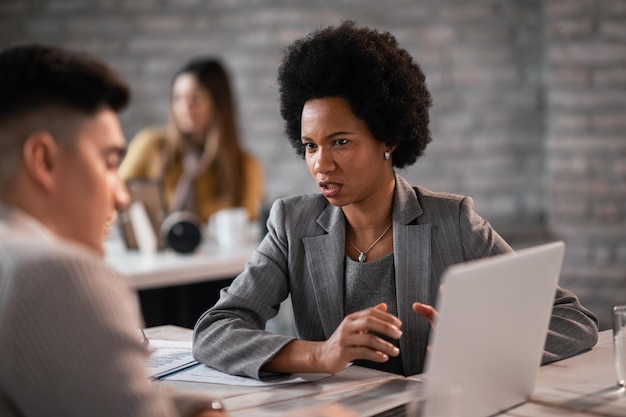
[301,131,355,141]
[103,145,127,158]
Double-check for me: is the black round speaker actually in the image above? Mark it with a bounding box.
[160,211,203,254]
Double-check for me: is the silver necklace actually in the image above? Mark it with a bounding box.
[347,222,393,263]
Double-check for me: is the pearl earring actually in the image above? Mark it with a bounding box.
[384,151,391,160]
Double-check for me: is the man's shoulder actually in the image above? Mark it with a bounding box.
[0,233,109,281]
[0,235,127,325]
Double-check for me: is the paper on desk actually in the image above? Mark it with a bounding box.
[164,363,332,386]
[147,339,200,380]
[149,339,332,386]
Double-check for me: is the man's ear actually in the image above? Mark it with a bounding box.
[22,131,60,191]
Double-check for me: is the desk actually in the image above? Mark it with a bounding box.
[146,327,625,417]
[105,235,255,291]
[527,330,626,416]
[106,233,295,331]
[146,326,419,417]
[105,235,257,328]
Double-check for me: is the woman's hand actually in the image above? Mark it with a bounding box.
[412,302,437,327]
[311,303,403,374]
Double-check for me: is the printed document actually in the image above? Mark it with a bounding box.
[148,339,331,386]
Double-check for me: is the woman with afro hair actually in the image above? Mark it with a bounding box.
[193,21,598,379]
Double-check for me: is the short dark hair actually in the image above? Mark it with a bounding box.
[0,44,130,122]
[277,21,433,168]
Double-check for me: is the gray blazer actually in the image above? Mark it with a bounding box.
[193,175,598,379]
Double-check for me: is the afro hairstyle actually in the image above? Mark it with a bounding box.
[277,20,432,168]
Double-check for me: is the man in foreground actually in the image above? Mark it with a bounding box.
[0,44,225,417]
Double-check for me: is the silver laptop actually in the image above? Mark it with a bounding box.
[336,241,565,417]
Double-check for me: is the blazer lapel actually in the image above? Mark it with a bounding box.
[303,205,346,338]
[393,175,433,375]
[300,176,434,374]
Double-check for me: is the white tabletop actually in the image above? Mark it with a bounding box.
[105,233,256,290]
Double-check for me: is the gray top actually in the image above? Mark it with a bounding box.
[345,252,403,374]
[345,252,397,317]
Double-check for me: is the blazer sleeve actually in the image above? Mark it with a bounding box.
[192,199,295,379]
[542,287,598,364]
[457,196,599,363]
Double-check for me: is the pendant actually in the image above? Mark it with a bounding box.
[358,252,367,263]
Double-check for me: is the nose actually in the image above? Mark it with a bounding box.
[312,146,335,174]
[174,98,192,115]
[114,175,131,211]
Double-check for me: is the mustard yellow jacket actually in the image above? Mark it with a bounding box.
[119,128,264,222]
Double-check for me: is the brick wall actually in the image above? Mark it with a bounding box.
[1,0,624,329]
[545,0,626,329]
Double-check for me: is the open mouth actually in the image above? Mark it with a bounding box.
[319,181,342,198]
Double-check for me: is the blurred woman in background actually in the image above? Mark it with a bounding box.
[119,58,264,329]
[119,58,263,222]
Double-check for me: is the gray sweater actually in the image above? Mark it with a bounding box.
[0,205,213,417]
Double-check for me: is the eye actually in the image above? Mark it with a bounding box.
[106,151,123,169]
[334,139,349,146]
[190,94,205,106]
[302,142,317,152]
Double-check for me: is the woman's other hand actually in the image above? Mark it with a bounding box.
[412,302,437,327]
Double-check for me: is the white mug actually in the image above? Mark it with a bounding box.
[209,207,248,250]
